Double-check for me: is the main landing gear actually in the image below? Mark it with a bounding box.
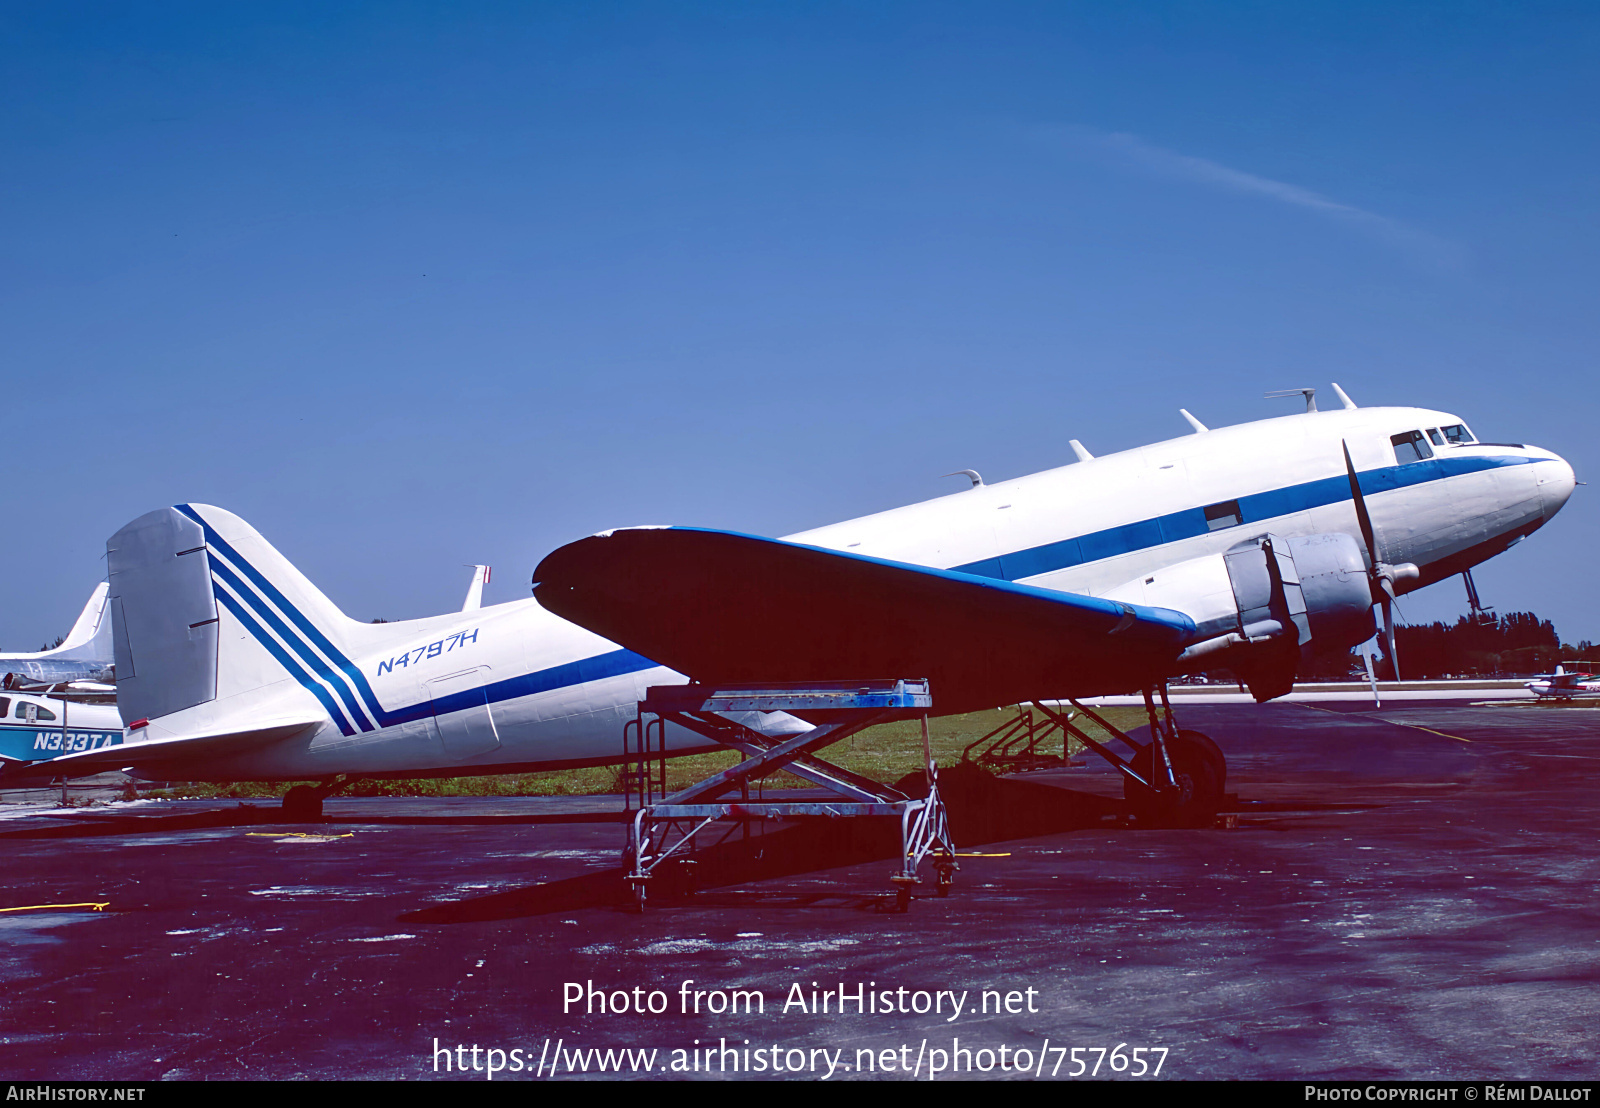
[1037,686,1227,829]
[281,775,361,819]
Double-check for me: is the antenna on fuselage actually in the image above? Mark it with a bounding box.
[1069,440,1094,462]
[941,469,984,489]
[1179,409,1208,433]
[1330,382,1358,410]
[462,565,491,611]
[1265,387,1317,413]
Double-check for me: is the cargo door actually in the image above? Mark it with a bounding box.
[426,667,501,760]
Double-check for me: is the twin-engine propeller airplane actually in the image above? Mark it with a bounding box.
[0,386,1575,823]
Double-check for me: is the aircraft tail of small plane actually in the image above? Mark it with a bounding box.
[55,582,111,658]
[108,503,384,732]
[0,582,114,685]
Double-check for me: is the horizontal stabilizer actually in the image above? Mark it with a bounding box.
[533,527,1196,714]
[4,716,322,781]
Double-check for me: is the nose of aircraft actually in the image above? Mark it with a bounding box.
[1529,447,1577,522]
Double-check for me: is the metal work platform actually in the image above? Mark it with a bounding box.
[620,679,956,910]
[961,702,1077,773]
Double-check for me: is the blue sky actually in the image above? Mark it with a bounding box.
[2,2,1596,649]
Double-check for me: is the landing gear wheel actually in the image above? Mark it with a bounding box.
[935,865,955,898]
[1124,731,1223,828]
[1177,729,1226,795]
[282,785,323,820]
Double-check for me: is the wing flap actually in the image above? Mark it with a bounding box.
[534,527,1196,714]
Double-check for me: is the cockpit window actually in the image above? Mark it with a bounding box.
[1391,430,1434,463]
[1427,428,1445,446]
[1441,424,1475,444]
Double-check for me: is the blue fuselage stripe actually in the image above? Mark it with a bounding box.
[209,558,374,732]
[375,648,662,727]
[953,454,1533,581]
[175,505,387,722]
[212,588,358,736]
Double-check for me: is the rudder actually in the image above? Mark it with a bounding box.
[107,508,220,723]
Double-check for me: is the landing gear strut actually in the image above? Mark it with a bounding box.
[1123,729,1225,828]
[1038,685,1227,829]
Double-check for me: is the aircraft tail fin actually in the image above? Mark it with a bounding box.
[54,583,110,657]
[462,565,490,612]
[108,504,381,734]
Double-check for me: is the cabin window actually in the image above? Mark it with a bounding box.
[1391,430,1434,463]
[17,702,55,721]
[1441,424,1475,444]
[0,698,8,718]
[1427,428,1445,446]
[1204,499,1243,531]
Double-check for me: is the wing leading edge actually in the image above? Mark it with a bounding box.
[533,527,1197,715]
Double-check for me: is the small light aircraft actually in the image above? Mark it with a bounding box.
[0,689,123,766]
[3,387,1576,823]
[0,585,123,767]
[1524,664,1600,700]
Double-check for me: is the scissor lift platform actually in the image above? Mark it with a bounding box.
[621,679,956,911]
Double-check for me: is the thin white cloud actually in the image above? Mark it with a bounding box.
[1101,131,1377,219]
[1037,125,1463,269]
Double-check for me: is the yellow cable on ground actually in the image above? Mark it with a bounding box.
[0,902,110,913]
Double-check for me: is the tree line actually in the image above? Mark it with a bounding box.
[1295,610,1592,681]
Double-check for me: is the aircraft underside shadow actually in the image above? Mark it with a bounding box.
[400,765,1141,924]
[0,804,632,840]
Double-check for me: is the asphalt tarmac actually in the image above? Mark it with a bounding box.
[1,701,1596,1082]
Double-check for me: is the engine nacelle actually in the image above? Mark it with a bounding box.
[1102,532,1375,701]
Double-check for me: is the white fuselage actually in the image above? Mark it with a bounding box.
[122,405,1576,781]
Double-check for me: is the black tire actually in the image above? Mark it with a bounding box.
[1124,732,1223,828]
[282,785,323,819]
[1178,729,1226,795]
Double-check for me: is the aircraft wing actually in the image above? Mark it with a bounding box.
[533,527,1197,715]
[2,717,322,781]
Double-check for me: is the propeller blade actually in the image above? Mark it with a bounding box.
[1342,440,1379,568]
[1382,597,1399,682]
